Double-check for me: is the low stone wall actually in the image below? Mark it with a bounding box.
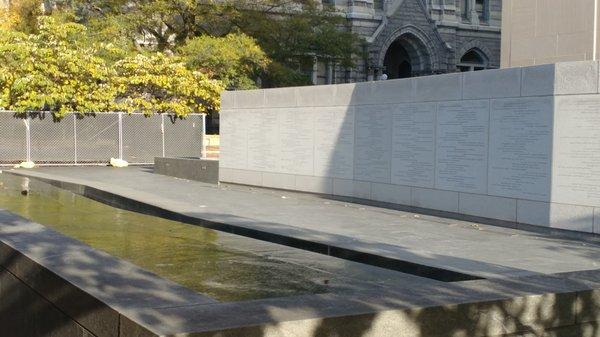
[154,157,219,184]
[220,60,600,234]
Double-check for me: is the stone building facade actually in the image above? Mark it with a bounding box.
[314,0,502,84]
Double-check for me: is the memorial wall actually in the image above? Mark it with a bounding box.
[219,60,600,234]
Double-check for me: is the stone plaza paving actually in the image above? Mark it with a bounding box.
[9,166,599,280]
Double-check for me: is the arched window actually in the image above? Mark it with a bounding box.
[457,49,488,72]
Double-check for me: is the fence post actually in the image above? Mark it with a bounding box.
[201,114,207,159]
[24,118,31,163]
[118,112,123,160]
[73,114,78,165]
[161,114,166,158]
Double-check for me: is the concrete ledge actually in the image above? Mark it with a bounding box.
[3,170,600,336]
[234,89,265,109]
[462,67,522,99]
[154,157,219,184]
[521,61,600,96]
[2,210,599,337]
[220,91,236,110]
[0,211,215,337]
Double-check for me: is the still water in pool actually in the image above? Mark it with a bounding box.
[0,173,341,301]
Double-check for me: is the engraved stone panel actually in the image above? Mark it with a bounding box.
[247,109,280,172]
[553,95,600,206]
[314,106,355,179]
[279,108,315,176]
[219,109,247,169]
[436,100,489,194]
[354,105,392,183]
[391,103,436,188]
[489,97,553,201]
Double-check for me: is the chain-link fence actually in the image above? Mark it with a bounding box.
[0,111,206,166]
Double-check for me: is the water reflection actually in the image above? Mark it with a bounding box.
[0,174,331,301]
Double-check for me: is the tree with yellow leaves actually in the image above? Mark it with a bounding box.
[0,17,223,118]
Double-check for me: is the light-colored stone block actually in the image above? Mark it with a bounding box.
[278,108,315,176]
[295,175,333,194]
[235,89,265,109]
[219,168,263,186]
[462,68,522,99]
[246,109,280,172]
[391,102,435,188]
[516,200,595,233]
[521,61,599,97]
[219,110,248,170]
[333,179,371,199]
[345,82,375,105]
[414,73,462,102]
[459,193,517,222]
[412,187,459,213]
[334,83,358,106]
[220,91,236,110]
[352,181,371,200]
[554,61,599,95]
[488,97,553,201]
[332,178,354,197]
[550,202,596,233]
[264,87,298,108]
[371,78,415,104]
[371,183,411,205]
[354,105,393,184]
[552,95,600,207]
[521,64,555,97]
[313,106,355,179]
[262,172,296,190]
[218,167,235,183]
[297,85,336,107]
[436,100,489,194]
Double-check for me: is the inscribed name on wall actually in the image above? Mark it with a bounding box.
[436,100,489,194]
[488,97,553,201]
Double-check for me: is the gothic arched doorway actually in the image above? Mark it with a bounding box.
[382,33,432,79]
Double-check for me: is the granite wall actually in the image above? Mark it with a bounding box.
[219,60,600,234]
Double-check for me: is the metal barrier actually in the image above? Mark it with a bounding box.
[0,111,206,166]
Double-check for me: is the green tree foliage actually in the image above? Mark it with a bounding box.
[0,17,115,116]
[71,0,362,87]
[112,53,223,116]
[0,17,222,117]
[179,33,269,90]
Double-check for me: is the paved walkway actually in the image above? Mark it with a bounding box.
[6,166,600,279]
